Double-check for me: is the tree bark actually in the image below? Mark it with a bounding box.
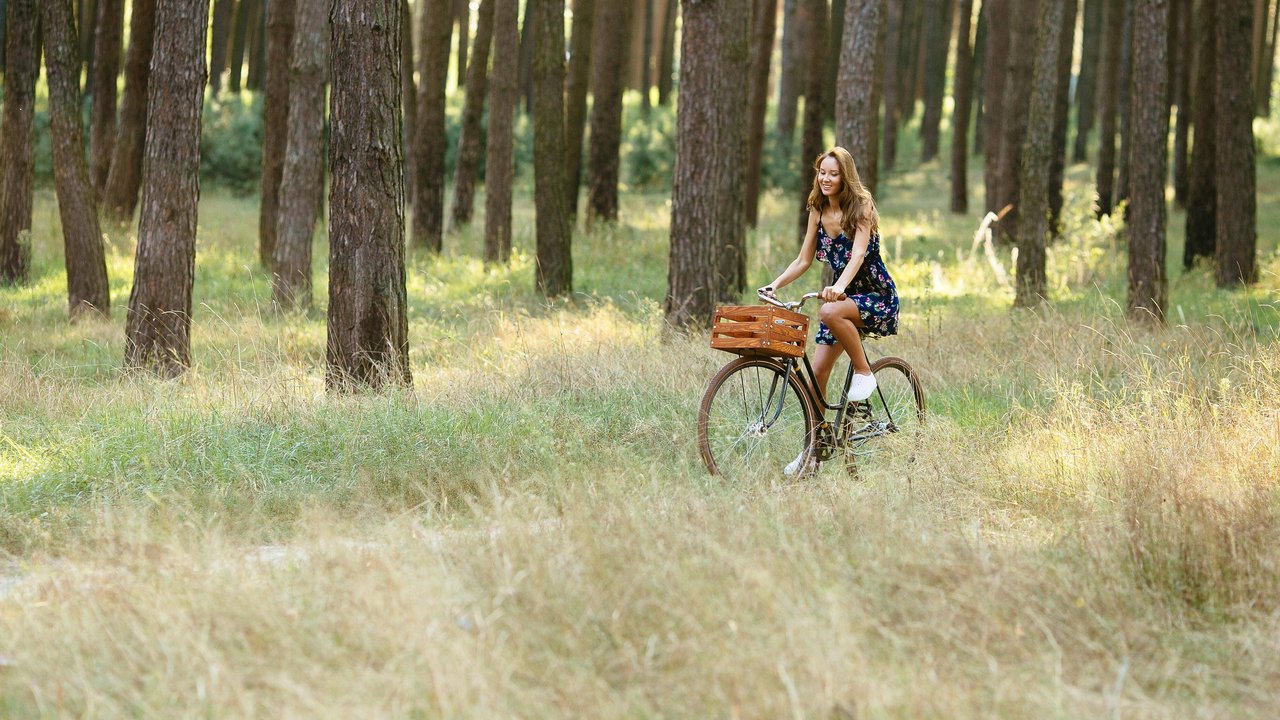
[412,0,452,251]
[102,0,155,222]
[657,0,677,104]
[327,0,411,391]
[258,0,297,271]
[455,0,471,88]
[919,0,951,162]
[826,0,846,124]
[89,0,123,198]
[272,0,328,312]
[0,0,37,285]
[996,0,1039,241]
[44,0,111,317]
[227,0,255,92]
[1095,0,1124,216]
[401,0,417,197]
[485,0,518,264]
[1216,0,1258,286]
[745,0,778,227]
[246,0,266,89]
[1184,0,1215,267]
[836,0,887,195]
[1047,0,1078,233]
[981,0,1007,213]
[1171,0,1191,206]
[1015,0,1066,307]
[586,0,633,226]
[1127,0,1169,321]
[952,0,975,213]
[1114,0,1135,209]
[972,0,987,155]
[123,0,209,378]
[666,0,750,325]
[1258,0,1279,115]
[518,3,533,112]
[797,0,827,237]
[1072,0,1103,161]
[531,0,572,296]
[564,0,596,211]
[776,0,803,144]
[899,0,923,123]
[641,0,655,112]
[881,0,904,172]
[208,0,235,94]
[449,0,495,229]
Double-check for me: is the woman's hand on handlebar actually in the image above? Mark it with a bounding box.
[819,286,848,303]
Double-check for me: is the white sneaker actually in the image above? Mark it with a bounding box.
[783,449,817,476]
[848,372,877,402]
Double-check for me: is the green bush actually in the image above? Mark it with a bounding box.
[201,94,264,194]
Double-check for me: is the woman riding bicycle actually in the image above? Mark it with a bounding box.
[758,146,899,474]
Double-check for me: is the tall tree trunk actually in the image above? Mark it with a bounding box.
[258,0,297,270]
[1114,0,1135,208]
[1171,0,1191,206]
[1128,0,1169,321]
[1258,0,1279,115]
[881,0,904,172]
[776,0,803,144]
[657,0,677,105]
[641,0,654,112]
[972,0,988,155]
[836,0,887,195]
[532,0,572,296]
[89,0,123,198]
[981,0,1007,213]
[1015,0,1066,307]
[246,0,266,89]
[227,0,255,93]
[455,0,471,88]
[208,0,235,94]
[79,0,97,69]
[44,0,111,317]
[412,0,452,251]
[1184,0,1215,267]
[996,0,1039,241]
[402,0,417,198]
[485,0,518,264]
[1072,0,1103,161]
[0,0,36,285]
[745,0,778,227]
[449,0,495,229]
[896,0,923,129]
[666,0,750,325]
[564,0,595,212]
[1095,0,1124,216]
[919,0,951,162]
[825,0,846,124]
[123,0,209,378]
[1048,0,1078,233]
[517,4,533,112]
[586,0,633,225]
[102,0,155,222]
[1216,0,1258,286]
[797,0,827,237]
[952,0,976,213]
[272,0,328,312]
[327,0,411,391]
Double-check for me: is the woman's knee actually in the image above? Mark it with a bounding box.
[819,300,855,325]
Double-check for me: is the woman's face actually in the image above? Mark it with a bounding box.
[818,156,842,197]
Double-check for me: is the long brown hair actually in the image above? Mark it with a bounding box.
[805,146,879,235]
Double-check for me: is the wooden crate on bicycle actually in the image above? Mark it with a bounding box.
[709,305,809,358]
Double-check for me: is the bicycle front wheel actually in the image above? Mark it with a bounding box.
[845,356,925,470]
[698,357,817,480]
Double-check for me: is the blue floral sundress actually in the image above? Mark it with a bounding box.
[814,221,899,345]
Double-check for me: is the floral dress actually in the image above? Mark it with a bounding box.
[814,222,899,345]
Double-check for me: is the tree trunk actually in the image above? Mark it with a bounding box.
[518,4,533,112]
[1171,0,1191,206]
[972,0,987,155]
[881,0,904,171]
[449,0,494,229]
[996,0,1039,241]
[666,0,750,325]
[776,0,803,144]
[585,0,632,226]
[1,0,37,285]
[258,0,297,271]
[1216,0,1258,286]
[1015,0,1066,307]
[951,0,975,213]
[531,0,572,296]
[981,0,1007,213]
[745,0,778,227]
[1258,0,1279,115]
[1184,0,1215,267]
[246,0,267,89]
[657,0,677,104]
[327,0,411,391]
[79,0,97,68]
[1095,0,1124,216]
[89,0,123,198]
[102,0,155,222]
[484,0,518,264]
[44,0,111,317]
[641,0,654,112]
[1114,0,1135,209]
[412,0,452,251]
[272,0,328,312]
[1047,0,1078,233]
[123,0,209,378]
[1127,0,1169,321]
[919,0,951,162]
[227,0,255,92]
[797,0,827,237]
[401,0,417,198]
[564,0,595,211]
[1072,0,1103,161]
[826,0,846,124]
[455,0,471,88]
[836,0,887,195]
[208,0,235,94]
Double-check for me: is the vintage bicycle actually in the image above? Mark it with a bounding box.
[697,290,925,479]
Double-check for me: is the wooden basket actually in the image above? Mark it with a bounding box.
[710,305,809,358]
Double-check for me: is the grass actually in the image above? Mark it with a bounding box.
[1,148,1279,716]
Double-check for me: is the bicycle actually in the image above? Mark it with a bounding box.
[697,290,925,480]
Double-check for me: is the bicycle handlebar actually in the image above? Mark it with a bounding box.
[757,288,845,311]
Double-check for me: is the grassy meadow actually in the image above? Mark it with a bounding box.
[1,145,1279,717]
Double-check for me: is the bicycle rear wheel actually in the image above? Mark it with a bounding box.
[698,357,817,480]
[844,356,925,473]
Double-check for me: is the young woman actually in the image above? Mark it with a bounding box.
[759,146,899,474]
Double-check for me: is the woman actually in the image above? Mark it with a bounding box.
[759,146,899,475]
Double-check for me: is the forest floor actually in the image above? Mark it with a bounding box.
[1,156,1279,717]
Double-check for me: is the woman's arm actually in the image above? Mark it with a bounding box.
[820,223,872,301]
[763,210,820,293]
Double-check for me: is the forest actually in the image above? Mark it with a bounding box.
[1,0,1279,715]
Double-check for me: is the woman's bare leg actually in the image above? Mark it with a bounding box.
[819,299,871,374]
[811,343,845,405]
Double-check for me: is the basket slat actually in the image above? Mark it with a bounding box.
[710,305,809,358]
